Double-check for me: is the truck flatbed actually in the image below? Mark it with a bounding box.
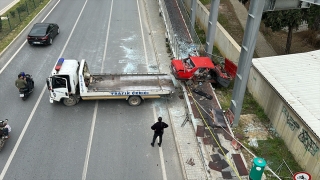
[47,59,176,106]
[87,73,175,93]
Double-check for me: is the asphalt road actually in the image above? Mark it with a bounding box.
[0,0,183,179]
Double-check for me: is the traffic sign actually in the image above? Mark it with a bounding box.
[293,172,311,180]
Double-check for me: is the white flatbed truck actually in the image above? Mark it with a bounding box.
[46,58,175,106]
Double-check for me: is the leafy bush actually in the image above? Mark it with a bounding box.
[10,11,16,18]
[16,4,27,13]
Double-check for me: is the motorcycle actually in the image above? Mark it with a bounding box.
[19,74,35,101]
[0,119,10,151]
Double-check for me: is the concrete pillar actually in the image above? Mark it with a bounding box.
[229,0,265,126]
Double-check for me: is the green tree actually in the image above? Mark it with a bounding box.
[262,10,304,54]
[238,1,320,53]
[303,5,320,31]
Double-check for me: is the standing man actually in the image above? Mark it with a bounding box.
[151,117,169,147]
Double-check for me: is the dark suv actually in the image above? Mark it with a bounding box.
[27,23,59,45]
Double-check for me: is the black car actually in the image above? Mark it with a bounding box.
[27,23,59,45]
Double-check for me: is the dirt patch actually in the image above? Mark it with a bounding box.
[236,114,270,169]
[263,29,317,55]
[217,1,245,45]
[215,90,270,170]
[238,114,269,140]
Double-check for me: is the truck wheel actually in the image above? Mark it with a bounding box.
[63,96,77,106]
[128,96,141,106]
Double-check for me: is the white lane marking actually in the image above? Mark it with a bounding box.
[101,0,114,72]
[0,86,46,180]
[0,0,20,15]
[0,0,88,179]
[0,0,61,74]
[82,101,98,180]
[139,1,167,178]
[82,0,113,179]
[153,105,167,180]
[136,0,148,66]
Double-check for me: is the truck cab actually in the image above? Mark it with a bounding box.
[46,58,79,105]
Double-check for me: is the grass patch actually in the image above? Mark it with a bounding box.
[199,0,211,5]
[194,23,206,44]
[218,14,229,28]
[251,138,303,179]
[0,0,50,53]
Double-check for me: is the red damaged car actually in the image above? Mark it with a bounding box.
[171,56,237,87]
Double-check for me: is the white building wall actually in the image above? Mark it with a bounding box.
[248,66,320,179]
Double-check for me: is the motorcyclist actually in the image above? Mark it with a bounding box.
[0,120,10,139]
[15,74,28,91]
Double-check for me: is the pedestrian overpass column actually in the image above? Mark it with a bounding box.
[230,0,265,126]
[205,0,220,57]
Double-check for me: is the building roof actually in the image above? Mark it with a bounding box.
[252,50,320,139]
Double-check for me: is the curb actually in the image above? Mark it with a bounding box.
[166,96,188,180]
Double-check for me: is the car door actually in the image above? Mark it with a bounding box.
[47,77,69,103]
[46,25,51,38]
[52,24,58,37]
[50,24,55,37]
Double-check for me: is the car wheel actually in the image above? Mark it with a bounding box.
[48,37,53,45]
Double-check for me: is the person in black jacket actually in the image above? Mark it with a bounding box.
[151,117,169,147]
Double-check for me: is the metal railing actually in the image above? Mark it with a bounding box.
[158,0,206,60]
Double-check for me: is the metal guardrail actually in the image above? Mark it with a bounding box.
[176,0,206,54]
[158,0,206,60]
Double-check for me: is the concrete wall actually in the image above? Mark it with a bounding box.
[247,67,320,179]
[183,0,241,64]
